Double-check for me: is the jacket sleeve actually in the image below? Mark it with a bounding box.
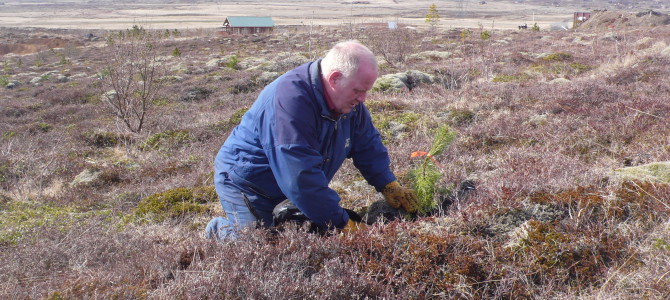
[259,81,349,229]
[349,104,397,192]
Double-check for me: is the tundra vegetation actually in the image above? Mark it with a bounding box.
[2,10,670,298]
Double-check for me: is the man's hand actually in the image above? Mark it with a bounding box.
[382,180,419,213]
[342,219,367,233]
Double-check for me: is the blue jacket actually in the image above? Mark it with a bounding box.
[214,60,396,229]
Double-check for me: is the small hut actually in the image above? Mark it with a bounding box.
[222,16,275,34]
[573,12,592,28]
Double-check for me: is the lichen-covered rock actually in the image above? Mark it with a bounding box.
[488,196,565,237]
[548,77,571,84]
[409,51,452,61]
[373,70,435,92]
[525,114,548,126]
[6,80,20,89]
[205,55,238,68]
[257,71,280,85]
[372,74,407,92]
[70,168,102,187]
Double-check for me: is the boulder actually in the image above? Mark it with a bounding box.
[70,168,102,187]
[548,77,571,84]
[180,87,212,102]
[6,80,19,89]
[373,70,435,92]
[409,51,452,61]
[372,74,407,92]
[29,76,45,86]
[257,71,280,86]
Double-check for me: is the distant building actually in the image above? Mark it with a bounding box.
[222,16,275,34]
[573,12,592,28]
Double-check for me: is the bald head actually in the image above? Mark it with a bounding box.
[321,40,378,79]
[320,41,378,115]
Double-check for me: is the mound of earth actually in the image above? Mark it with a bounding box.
[578,10,670,31]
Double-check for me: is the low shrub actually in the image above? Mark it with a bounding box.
[27,122,52,134]
[492,73,530,82]
[210,107,249,132]
[139,130,192,151]
[543,52,572,62]
[80,130,131,148]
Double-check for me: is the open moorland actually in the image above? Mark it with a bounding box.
[2,6,670,299]
[0,0,668,30]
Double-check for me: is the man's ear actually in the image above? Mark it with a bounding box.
[327,71,343,87]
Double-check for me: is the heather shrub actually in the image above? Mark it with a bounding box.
[180,87,212,102]
[3,21,670,300]
[210,106,249,132]
[79,130,131,148]
[492,73,531,82]
[543,52,572,61]
[0,158,19,191]
[442,108,475,126]
[27,122,52,134]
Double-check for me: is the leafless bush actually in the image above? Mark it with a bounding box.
[364,27,416,68]
[98,30,166,133]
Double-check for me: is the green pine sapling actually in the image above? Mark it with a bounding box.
[409,125,456,215]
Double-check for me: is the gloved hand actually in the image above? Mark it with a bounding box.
[342,219,367,234]
[382,180,419,213]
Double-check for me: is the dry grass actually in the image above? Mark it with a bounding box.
[2,15,670,298]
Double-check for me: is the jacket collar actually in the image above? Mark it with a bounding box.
[309,59,335,120]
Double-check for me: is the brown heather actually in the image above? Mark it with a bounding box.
[2,14,670,299]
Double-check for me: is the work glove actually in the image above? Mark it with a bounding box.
[382,180,419,213]
[342,219,367,234]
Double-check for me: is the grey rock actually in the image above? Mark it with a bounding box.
[71,168,102,187]
[6,80,20,89]
[257,71,280,85]
[548,77,571,84]
[373,70,435,92]
[55,74,69,83]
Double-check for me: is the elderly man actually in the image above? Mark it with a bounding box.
[206,40,417,240]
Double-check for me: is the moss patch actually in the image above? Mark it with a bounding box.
[372,111,423,141]
[615,161,670,183]
[140,130,192,151]
[0,200,111,245]
[211,107,249,132]
[134,186,217,222]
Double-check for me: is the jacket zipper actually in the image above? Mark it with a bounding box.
[321,114,341,166]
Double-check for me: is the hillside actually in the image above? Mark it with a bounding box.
[1,15,670,298]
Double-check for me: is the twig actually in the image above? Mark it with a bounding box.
[657,270,670,285]
[631,181,670,211]
[602,249,638,288]
[625,106,664,119]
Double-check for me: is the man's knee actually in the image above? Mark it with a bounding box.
[205,216,234,240]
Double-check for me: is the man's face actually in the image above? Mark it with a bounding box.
[329,61,377,114]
